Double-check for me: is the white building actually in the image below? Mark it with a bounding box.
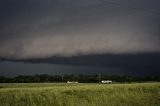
[67,81,79,84]
[101,80,112,84]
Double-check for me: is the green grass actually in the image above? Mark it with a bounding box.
[0,83,160,106]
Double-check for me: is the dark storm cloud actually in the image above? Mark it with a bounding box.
[0,0,160,59]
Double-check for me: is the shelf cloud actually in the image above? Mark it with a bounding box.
[0,0,160,59]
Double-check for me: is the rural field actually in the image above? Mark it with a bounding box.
[0,83,160,106]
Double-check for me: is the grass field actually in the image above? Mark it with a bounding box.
[0,83,160,106]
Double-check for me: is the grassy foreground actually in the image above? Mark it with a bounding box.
[0,83,160,106]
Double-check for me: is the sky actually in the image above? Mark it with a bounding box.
[1,61,158,77]
[0,0,160,76]
[0,0,160,59]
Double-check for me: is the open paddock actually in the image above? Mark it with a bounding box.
[0,82,160,106]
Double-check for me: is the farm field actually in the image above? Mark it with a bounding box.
[0,83,160,106]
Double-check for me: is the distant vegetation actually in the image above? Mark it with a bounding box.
[0,74,159,83]
[0,83,159,106]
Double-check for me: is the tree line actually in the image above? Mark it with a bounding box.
[0,74,159,83]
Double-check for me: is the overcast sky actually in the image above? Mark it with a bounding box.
[0,0,160,59]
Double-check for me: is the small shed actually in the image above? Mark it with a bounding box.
[67,81,79,84]
[101,80,112,84]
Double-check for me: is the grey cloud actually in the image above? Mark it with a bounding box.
[0,0,160,59]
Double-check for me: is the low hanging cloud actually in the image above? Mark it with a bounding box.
[0,0,160,59]
[0,32,160,59]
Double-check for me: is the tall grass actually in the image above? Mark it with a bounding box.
[0,83,159,106]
